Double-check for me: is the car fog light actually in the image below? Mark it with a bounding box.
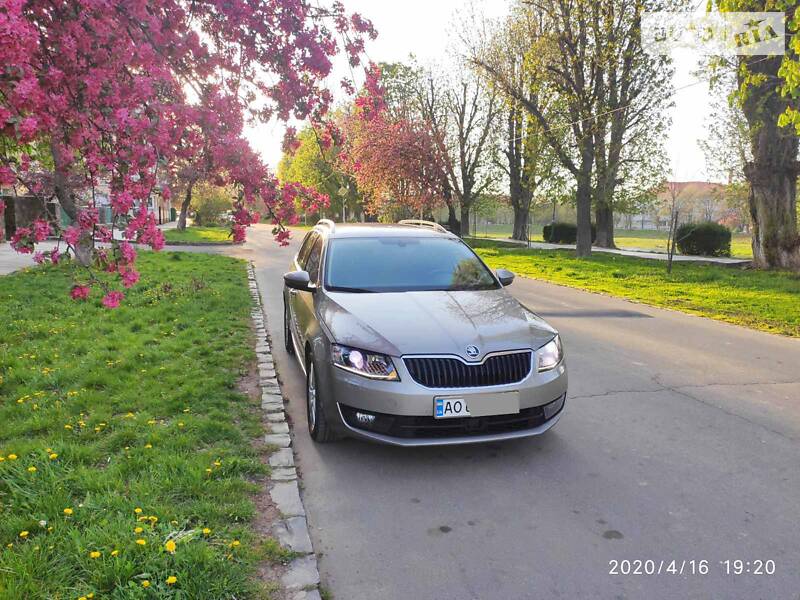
[543,394,566,420]
[355,411,376,426]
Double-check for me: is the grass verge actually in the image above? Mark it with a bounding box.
[163,226,236,244]
[0,252,276,598]
[469,239,800,337]
[471,227,754,258]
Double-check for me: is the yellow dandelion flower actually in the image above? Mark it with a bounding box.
[144,444,152,449]
[134,527,143,534]
[165,539,176,554]
[64,424,73,430]
[141,580,150,588]
[202,528,211,536]
[230,540,240,548]
[135,539,146,546]
[27,466,37,473]
[89,551,101,559]
[63,508,73,516]
[19,531,29,539]
[134,507,143,514]
[8,454,17,460]
[88,594,94,599]
[166,576,177,585]
[49,453,58,460]
[148,516,158,524]
[79,596,87,600]
[111,549,119,557]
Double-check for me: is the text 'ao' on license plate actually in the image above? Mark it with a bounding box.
[434,397,470,419]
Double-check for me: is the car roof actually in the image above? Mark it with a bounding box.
[313,223,457,239]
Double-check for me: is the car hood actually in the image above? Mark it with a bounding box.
[318,288,556,360]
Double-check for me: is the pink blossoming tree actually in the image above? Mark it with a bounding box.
[0,0,375,305]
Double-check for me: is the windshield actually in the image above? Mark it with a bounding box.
[324,237,500,293]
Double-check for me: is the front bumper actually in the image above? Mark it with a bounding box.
[337,394,566,447]
[322,352,568,446]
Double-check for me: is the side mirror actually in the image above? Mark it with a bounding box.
[284,270,314,292]
[496,268,515,287]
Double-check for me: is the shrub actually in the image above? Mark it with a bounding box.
[193,182,234,226]
[542,222,596,244]
[676,222,732,257]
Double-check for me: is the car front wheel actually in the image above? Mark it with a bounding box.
[306,357,339,443]
[284,300,295,356]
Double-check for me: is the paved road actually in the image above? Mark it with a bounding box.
[231,225,800,600]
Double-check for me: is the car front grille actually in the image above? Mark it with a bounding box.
[404,351,532,388]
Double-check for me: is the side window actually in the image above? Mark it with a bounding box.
[297,232,318,268]
[305,237,323,283]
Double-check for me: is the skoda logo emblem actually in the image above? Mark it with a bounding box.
[465,345,480,359]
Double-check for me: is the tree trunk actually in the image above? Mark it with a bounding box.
[512,205,530,241]
[575,174,593,257]
[177,183,193,231]
[51,142,93,265]
[575,141,594,257]
[443,180,460,234]
[739,55,800,270]
[594,202,615,248]
[460,203,471,238]
[745,162,800,269]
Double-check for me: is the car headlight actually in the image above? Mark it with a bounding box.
[332,344,399,381]
[537,335,563,372]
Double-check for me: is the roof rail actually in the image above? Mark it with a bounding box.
[398,219,448,233]
[315,219,336,232]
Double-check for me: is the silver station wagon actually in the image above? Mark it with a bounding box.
[283,220,568,446]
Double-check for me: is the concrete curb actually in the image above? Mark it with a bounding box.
[246,263,322,600]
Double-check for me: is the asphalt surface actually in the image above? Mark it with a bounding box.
[233,225,799,599]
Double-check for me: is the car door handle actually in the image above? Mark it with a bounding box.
[289,289,298,295]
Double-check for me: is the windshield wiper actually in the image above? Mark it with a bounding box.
[328,286,377,293]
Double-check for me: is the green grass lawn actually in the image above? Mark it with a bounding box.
[614,229,753,259]
[0,252,285,598]
[472,225,754,258]
[162,226,235,244]
[469,239,800,337]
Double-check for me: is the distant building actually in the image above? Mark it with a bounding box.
[616,181,738,231]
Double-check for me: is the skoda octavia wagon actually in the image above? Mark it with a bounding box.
[283,220,568,446]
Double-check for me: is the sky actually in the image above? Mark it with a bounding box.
[244,0,713,182]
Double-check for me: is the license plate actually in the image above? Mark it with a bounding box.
[434,392,520,419]
[434,397,470,419]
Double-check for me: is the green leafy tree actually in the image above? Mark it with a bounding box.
[192,182,234,226]
[717,0,800,269]
[278,123,362,221]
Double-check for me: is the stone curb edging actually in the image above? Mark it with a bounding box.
[247,264,322,600]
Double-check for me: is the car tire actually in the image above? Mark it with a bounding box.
[306,356,339,443]
[284,300,295,356]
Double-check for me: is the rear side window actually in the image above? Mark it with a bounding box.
[305,237,323,283]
